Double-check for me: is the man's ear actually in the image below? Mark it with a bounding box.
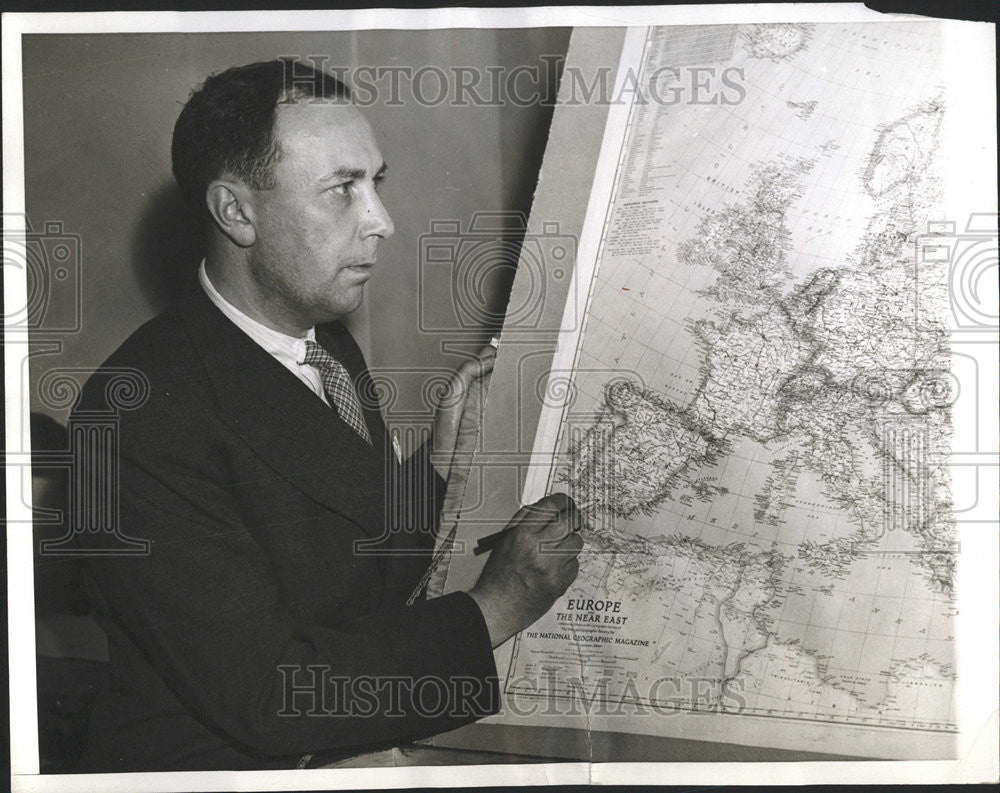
[205,178,257,248]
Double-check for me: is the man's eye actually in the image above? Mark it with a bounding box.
[331,182,352,196]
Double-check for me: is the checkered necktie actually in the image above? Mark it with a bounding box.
[303,339,372,445]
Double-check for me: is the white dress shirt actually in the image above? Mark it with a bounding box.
[198,260,330,406]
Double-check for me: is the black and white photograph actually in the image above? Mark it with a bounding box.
[4,4,998,790]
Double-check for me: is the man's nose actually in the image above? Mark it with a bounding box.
[362,190,394,240]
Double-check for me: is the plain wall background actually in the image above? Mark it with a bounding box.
[22,28,570,431]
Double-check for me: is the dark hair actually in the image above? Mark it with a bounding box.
[171,58,351,221]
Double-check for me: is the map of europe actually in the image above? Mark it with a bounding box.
[505,22,958,749]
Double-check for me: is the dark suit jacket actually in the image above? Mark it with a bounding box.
[72,286,498,771]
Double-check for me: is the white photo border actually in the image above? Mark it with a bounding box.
[5,4,997,790]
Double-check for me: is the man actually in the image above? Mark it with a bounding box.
[73,59,583,771]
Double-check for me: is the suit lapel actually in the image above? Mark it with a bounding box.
[177,287,390,537]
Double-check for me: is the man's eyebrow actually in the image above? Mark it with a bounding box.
[317,162,388,184]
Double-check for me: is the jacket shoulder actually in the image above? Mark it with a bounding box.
[73,300,210,422]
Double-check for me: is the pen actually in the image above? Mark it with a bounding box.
[473,498,596,555]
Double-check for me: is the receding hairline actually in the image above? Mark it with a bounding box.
[270,98,376,148]
[170,59,356,215]
[263,100,385,186]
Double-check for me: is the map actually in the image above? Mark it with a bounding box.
[493,23,960,757]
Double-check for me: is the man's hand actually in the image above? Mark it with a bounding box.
[467,493,584,648]
[430,343,496,481]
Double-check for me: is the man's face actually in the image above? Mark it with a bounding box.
[246,100,393,328]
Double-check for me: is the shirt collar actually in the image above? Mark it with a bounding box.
[198,259,316,366]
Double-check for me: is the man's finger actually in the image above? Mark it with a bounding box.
[508,497,564,528]
[536,506,582,538]
[527,493,579,533]
[535,492,573,513]
[524,502,563,533]
[555,531,584,551]
[508,493,578,535]
[504,502,537,530]
[476,354,496,377]
[538,528,584,558]
[551,511,584,541]
[456,346,496,383]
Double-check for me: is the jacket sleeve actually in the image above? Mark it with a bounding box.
[77,409,499,761]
